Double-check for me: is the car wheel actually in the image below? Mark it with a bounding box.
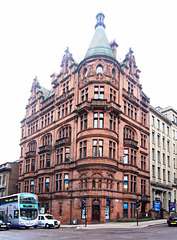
[6,227,10,230]
[45,224,49,229]
[168,223,171,226]
[57,225,60,229]
[34,226,37,228]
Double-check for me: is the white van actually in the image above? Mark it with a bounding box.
[38,214,61,228]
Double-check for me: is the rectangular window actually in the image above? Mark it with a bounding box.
[167,140,170,152]
[65,147,70,162]
[124,149,129,164]
[168,171,170,182]
[26,160,30,172]
[70,100,73,113]
[163,153,165,165]
[124,175,128,192]
[80,141,87,158]
[93,140,97,157]
[123,203,128,218]
[81,114,87,130]
[24,180,29,192]
[152,165,155,178]
[99,140,103,157]
[152,131,154,143]
[152,148,155,160]
[109,141,116,159]
[157,151,160,162]
[157,119,160,129]
[130,150,136,165]
[109,114,116,131]
[30,180,34,193]
[158,167,160,179]
[94,86,104,99]
[163,169,165,181]
[56,173,62,191]
[141,155,146,170]
[38,177,44,193]
[130,175,136,193]
[94,86,99,99]
[64,173,69,190]
[141,179,146,195]
[46,154,51,168]
[167,156,170,167]
[45,177,50,192]
[31,159,35,172]
[152,115,155,125]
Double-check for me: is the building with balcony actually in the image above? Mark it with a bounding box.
[19,13,150,224]
[0,161,19,197]
[149,106,177,212]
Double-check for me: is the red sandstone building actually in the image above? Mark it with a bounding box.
[19,13,150,224]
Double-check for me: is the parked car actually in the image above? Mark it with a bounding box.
[38,214,61,228]
[167,213,177,226]
[0,214,11,230]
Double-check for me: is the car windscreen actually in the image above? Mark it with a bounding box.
[45,215,55,220]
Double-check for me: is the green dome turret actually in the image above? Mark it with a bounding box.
[84,13,115,60]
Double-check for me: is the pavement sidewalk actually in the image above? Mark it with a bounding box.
[61,219,167,229]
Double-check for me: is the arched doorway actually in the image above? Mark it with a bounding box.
[92,199,100,222]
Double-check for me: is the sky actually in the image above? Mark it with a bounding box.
[0,0,177,164]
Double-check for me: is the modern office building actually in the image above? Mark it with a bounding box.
[19,13,150,224]
[149,106,177,213]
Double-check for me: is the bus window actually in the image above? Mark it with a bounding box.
[20,197,37,204]
[14,210,19,219]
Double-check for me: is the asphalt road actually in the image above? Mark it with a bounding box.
[0,224,177,240]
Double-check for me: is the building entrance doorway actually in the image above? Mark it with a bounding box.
[92,199,100,221]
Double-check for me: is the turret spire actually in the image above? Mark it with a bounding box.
[95,13,105,29]
[84,13,115,60]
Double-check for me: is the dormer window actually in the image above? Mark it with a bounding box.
[96,65,103,74]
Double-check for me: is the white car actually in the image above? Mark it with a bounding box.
[38,214,61,229]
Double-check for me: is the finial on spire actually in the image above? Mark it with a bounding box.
[95,13,105,29]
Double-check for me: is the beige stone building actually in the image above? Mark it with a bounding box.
[150,106,177,212]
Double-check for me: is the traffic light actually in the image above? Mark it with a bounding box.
[81,200,86,209]
[136,199,140,208]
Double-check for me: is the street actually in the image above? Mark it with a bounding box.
[0,224,177,240]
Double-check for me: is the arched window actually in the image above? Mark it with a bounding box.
[84,68,88,77]
[123,127,135,140]
[42,134,52,146]
[92,180,95,189]
[112,68,115,78]
[98,180,102,189]
[96,65,103,74]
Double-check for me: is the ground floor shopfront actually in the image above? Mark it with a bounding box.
[38,196,150,224]
[150,182,177,213]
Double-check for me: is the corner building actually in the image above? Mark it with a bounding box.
[19,13,150,224]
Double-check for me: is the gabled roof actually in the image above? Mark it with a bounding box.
[84,13,115,60]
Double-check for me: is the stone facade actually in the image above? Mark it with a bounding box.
[0,161,19,197]
[150,106,177,213]
[19,13,150,224]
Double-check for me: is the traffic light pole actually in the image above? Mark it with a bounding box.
[85,206,87,227]
[136,208,138,226]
